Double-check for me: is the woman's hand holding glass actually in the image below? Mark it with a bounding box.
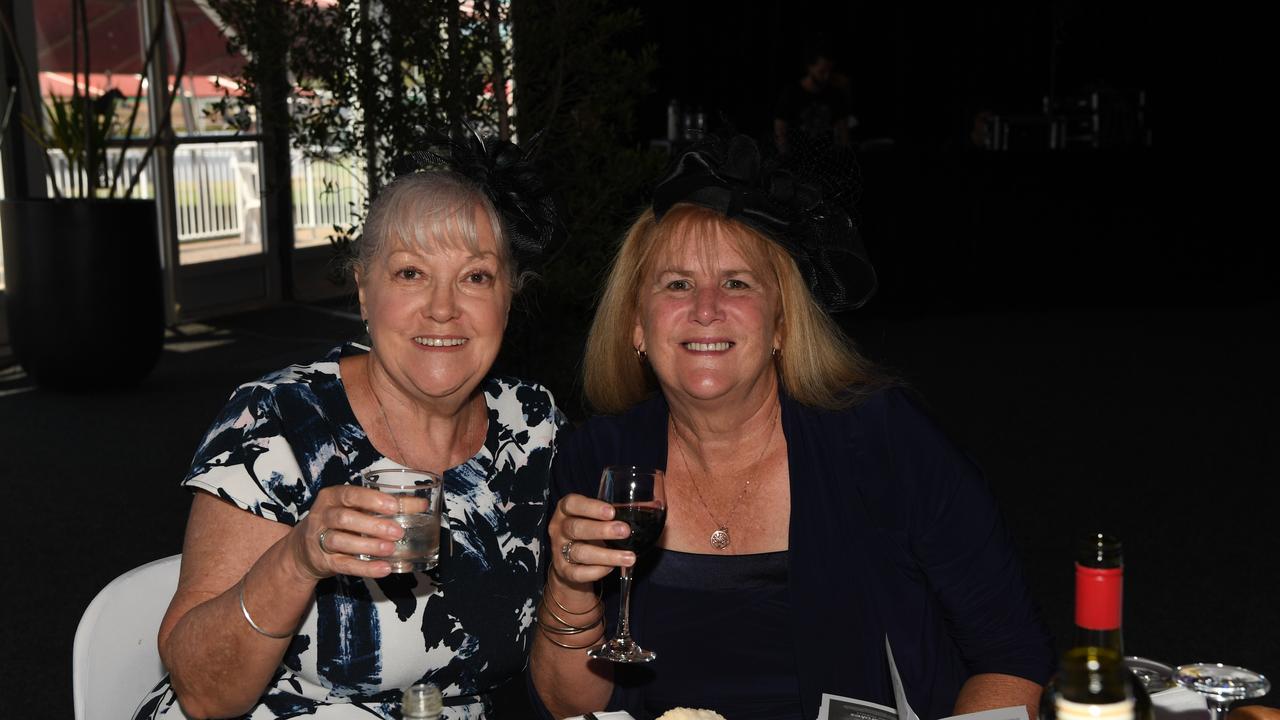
[549,492,638,586]
[530,492,637,715]
[286,485,408,580]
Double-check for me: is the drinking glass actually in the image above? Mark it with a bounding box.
[588,466,667,663]
[1125,656,1175,694]
[1173,663,1271,720]
[357,468,443,572]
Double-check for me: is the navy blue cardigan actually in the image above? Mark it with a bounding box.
[546,387,1054,720]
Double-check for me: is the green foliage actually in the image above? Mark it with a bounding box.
[502,0,667,417]
[28,88,155,197]
[205,0,509,285]
[203,0,664,415]
[207,0,498,201]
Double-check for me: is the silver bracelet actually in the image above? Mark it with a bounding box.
[238,577,294,639]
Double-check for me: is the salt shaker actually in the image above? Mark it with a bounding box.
[401,682,443,720]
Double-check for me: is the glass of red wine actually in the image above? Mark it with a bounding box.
[588,466,666,663]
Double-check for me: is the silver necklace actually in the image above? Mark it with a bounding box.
[365,358,481,471]
[670,410,778,550]
[368,358,410,466]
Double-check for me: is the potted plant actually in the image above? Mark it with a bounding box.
[0,0,184,389]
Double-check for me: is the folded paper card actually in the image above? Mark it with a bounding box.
[816,637,1030,720]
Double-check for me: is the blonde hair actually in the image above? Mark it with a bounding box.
[584,204,883,414]
[353,171,526,292]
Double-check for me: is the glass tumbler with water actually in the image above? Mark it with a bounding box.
[357,468,443,572]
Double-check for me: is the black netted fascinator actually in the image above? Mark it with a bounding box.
[394,128,565,271]
[652,134,877,311]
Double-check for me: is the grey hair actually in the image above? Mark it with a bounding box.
[350,171,525,292]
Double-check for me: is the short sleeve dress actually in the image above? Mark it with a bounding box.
[134,343,567,720]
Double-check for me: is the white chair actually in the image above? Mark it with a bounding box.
[73,554,182,720]
[229,152,263,246]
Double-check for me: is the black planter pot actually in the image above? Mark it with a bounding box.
[1,198,164,389]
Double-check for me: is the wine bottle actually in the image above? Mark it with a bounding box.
[1039,533,1153,720]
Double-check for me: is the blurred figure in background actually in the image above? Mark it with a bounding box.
[774,40,852,152]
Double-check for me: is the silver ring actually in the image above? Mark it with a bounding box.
[561,540,576,564]
[318,528,336,555]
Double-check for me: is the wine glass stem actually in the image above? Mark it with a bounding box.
[1206,698,1231,720]
[616,566,635,644]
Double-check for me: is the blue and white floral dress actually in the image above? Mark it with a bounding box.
[134,343,566,719]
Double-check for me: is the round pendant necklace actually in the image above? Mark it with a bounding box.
[670,409,779,550]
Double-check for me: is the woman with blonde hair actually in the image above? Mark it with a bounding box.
[530,135,1053,720]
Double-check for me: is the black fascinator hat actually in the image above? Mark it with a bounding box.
[651,134,877,312]
[394,127,566,272]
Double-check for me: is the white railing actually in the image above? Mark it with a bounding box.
[174,144,245,241]
[46,152,155,201]
[45,144,364,244]
[293,153,367,234]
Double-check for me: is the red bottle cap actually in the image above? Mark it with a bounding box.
[1075,562,1123,630]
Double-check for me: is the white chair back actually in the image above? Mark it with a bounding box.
[73,554,182,720]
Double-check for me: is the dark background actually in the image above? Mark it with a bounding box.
[626,0,1270,311]
[2,1,1276,717]
[617,0,1280,706]
[639,2,1167,146]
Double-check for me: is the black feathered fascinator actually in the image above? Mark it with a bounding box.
[652,134,877,312]
[394,128,565,272]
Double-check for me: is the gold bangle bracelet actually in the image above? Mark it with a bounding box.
[539,623,605,649]
[546,583,602,616]
[539,596,602,631]
[535,614,603,635]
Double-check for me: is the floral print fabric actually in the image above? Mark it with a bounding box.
[134,343,565,719]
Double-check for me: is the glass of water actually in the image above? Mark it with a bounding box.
[357,468,443,572]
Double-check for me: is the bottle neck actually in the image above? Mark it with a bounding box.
[1074,562,1125,654]
[1072,626,1124,655]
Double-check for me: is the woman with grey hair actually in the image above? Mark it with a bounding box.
[135,136,567,719]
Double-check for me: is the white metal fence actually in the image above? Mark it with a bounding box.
[45,152,155,200]
[293,154,367,233]
[45,143,365,244]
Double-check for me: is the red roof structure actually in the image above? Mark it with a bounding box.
[35,0,243,85]
[38,70,236,98]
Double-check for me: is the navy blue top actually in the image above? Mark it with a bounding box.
[624,549,800,719]
[547,387,1054,720]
